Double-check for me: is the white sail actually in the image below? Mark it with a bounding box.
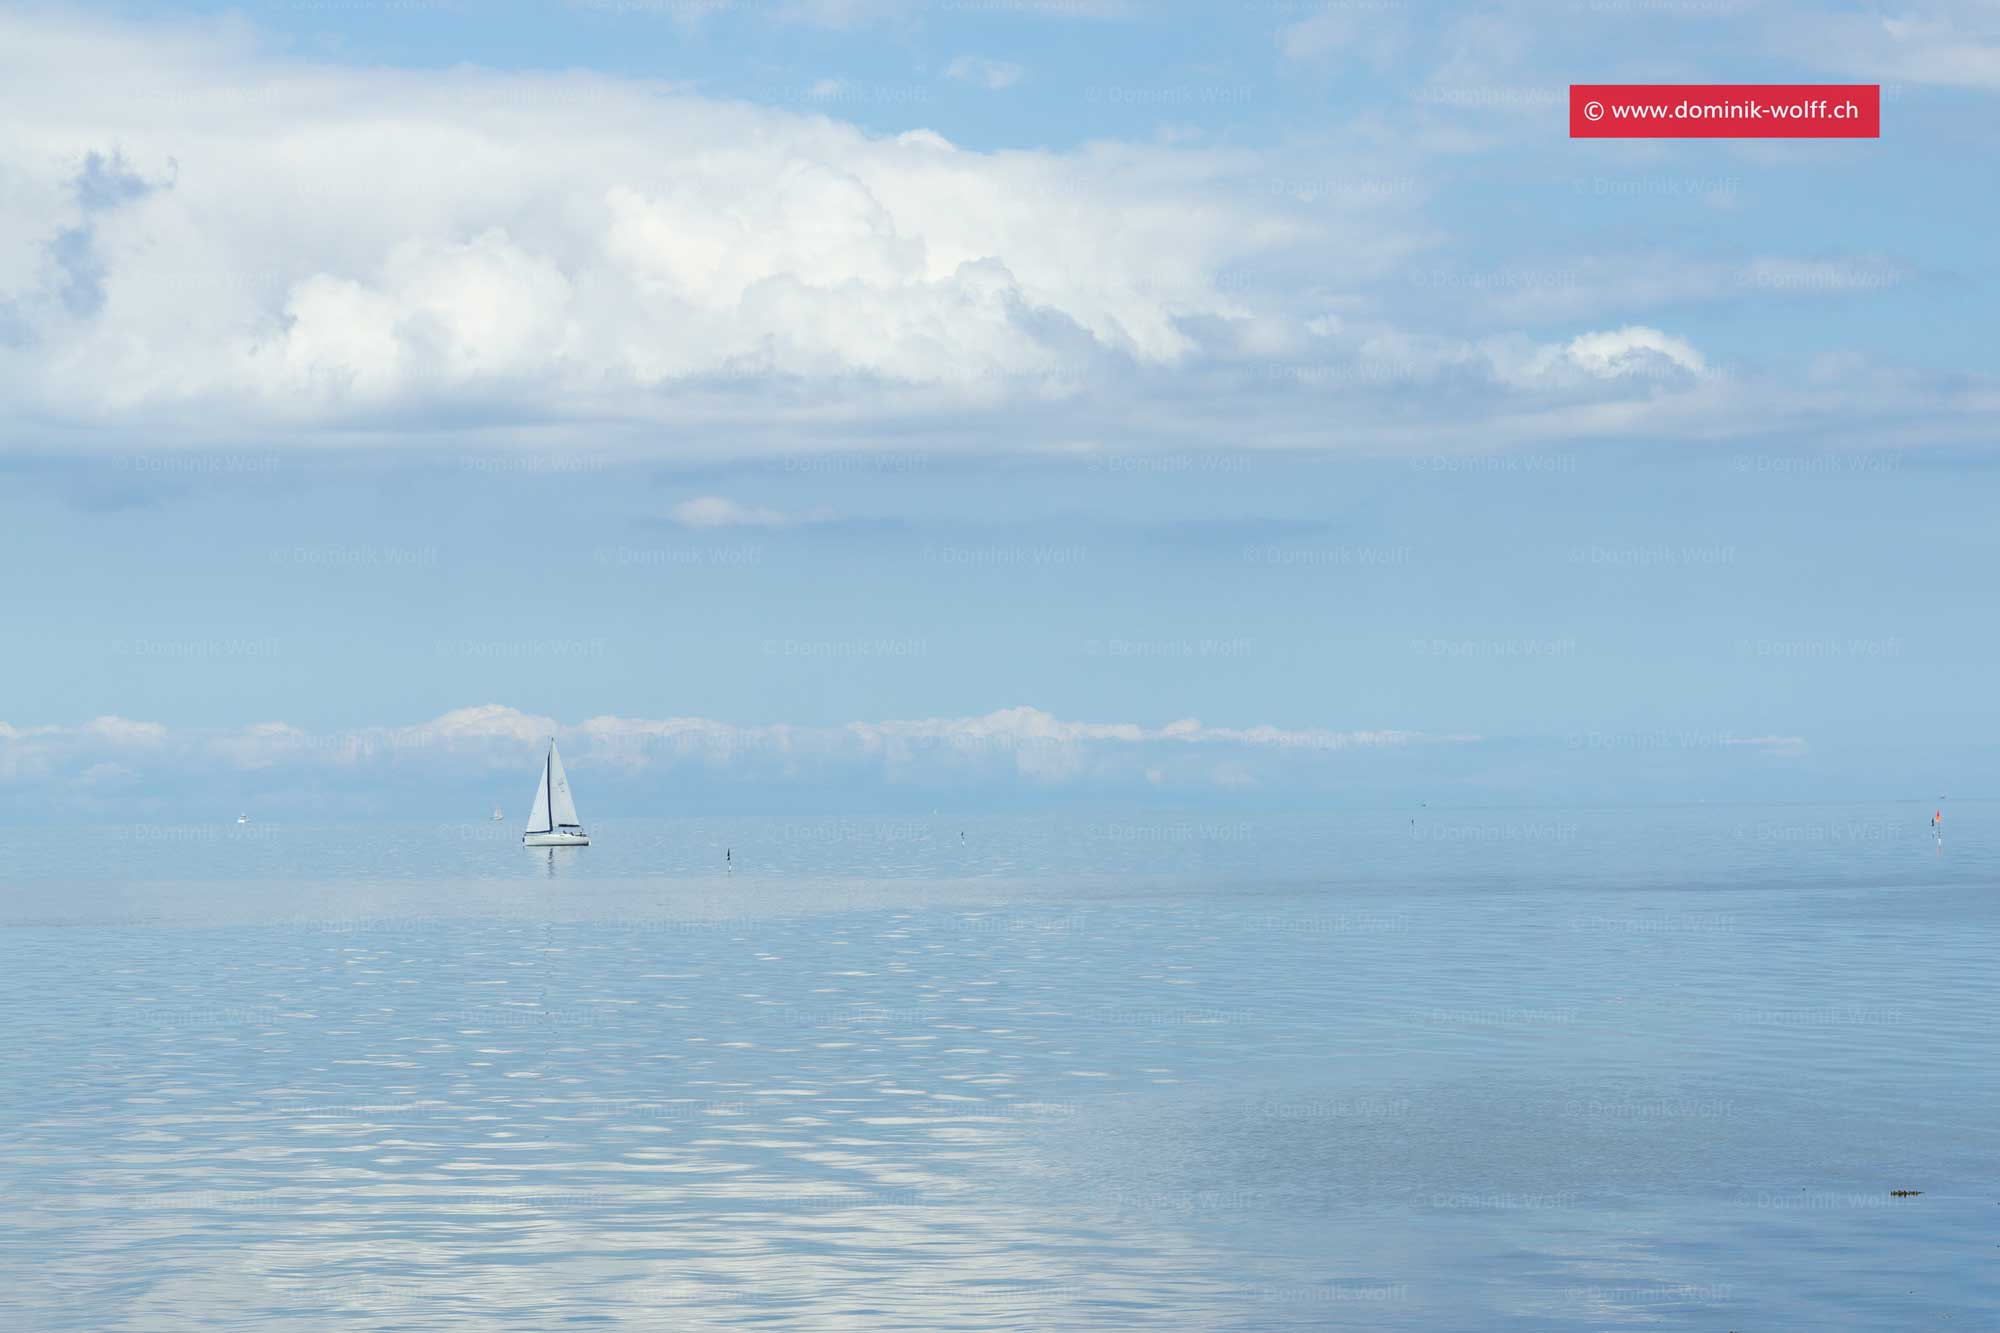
[547,742,582,828]
[522,739,587,843]
[524,755,553,834]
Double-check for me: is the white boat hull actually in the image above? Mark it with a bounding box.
[524,831,589,847]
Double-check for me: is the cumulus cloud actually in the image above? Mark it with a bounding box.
[0,8,1977,455]
[0,9,1313,437]
[0,7,1769,456]
[1558,326,1708,380]
[1484,326,1708,391]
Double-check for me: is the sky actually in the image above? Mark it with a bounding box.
[1,1,1995,818]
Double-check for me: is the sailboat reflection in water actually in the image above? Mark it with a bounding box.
[522,739,589,847]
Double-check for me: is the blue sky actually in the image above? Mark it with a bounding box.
[1,1,1995,816]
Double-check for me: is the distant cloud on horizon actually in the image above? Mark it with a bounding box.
[0,704,1497,806]
[1,702,1478,763]
[0,701,1861,816]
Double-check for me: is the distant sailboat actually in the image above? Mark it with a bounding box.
[491,804,504,822]
[522,740,588,847]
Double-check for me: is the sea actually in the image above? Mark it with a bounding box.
[2,803,1995,1330]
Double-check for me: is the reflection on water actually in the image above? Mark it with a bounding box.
[2,805,1997,1329]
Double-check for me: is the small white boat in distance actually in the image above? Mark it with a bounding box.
[522,740,588,846]
[237,813,248,825]
[491,805,504,822]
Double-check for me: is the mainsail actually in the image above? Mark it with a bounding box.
[524,756,553,835]
[523,741,584,835]
[547,742,581,828]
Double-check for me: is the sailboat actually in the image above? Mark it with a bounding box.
[491,805,504,822]
[522,740,588,846]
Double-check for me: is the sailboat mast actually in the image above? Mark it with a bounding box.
[523,737,587,845]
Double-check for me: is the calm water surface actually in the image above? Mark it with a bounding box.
[3,805,1996,1329]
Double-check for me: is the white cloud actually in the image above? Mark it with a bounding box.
[0,8,1979,455]
[1482,326,1709,391]
[0,9,1307,437]
[1270,322,1711,397]
[670,496,792,528]
[1559,326,1708,381]
[397,704,558,745]
[81,715,169,745]
[944,57,1025,90]
[840,706,1470,756]
[5,706,1850,808]
[2,704,1477,786]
